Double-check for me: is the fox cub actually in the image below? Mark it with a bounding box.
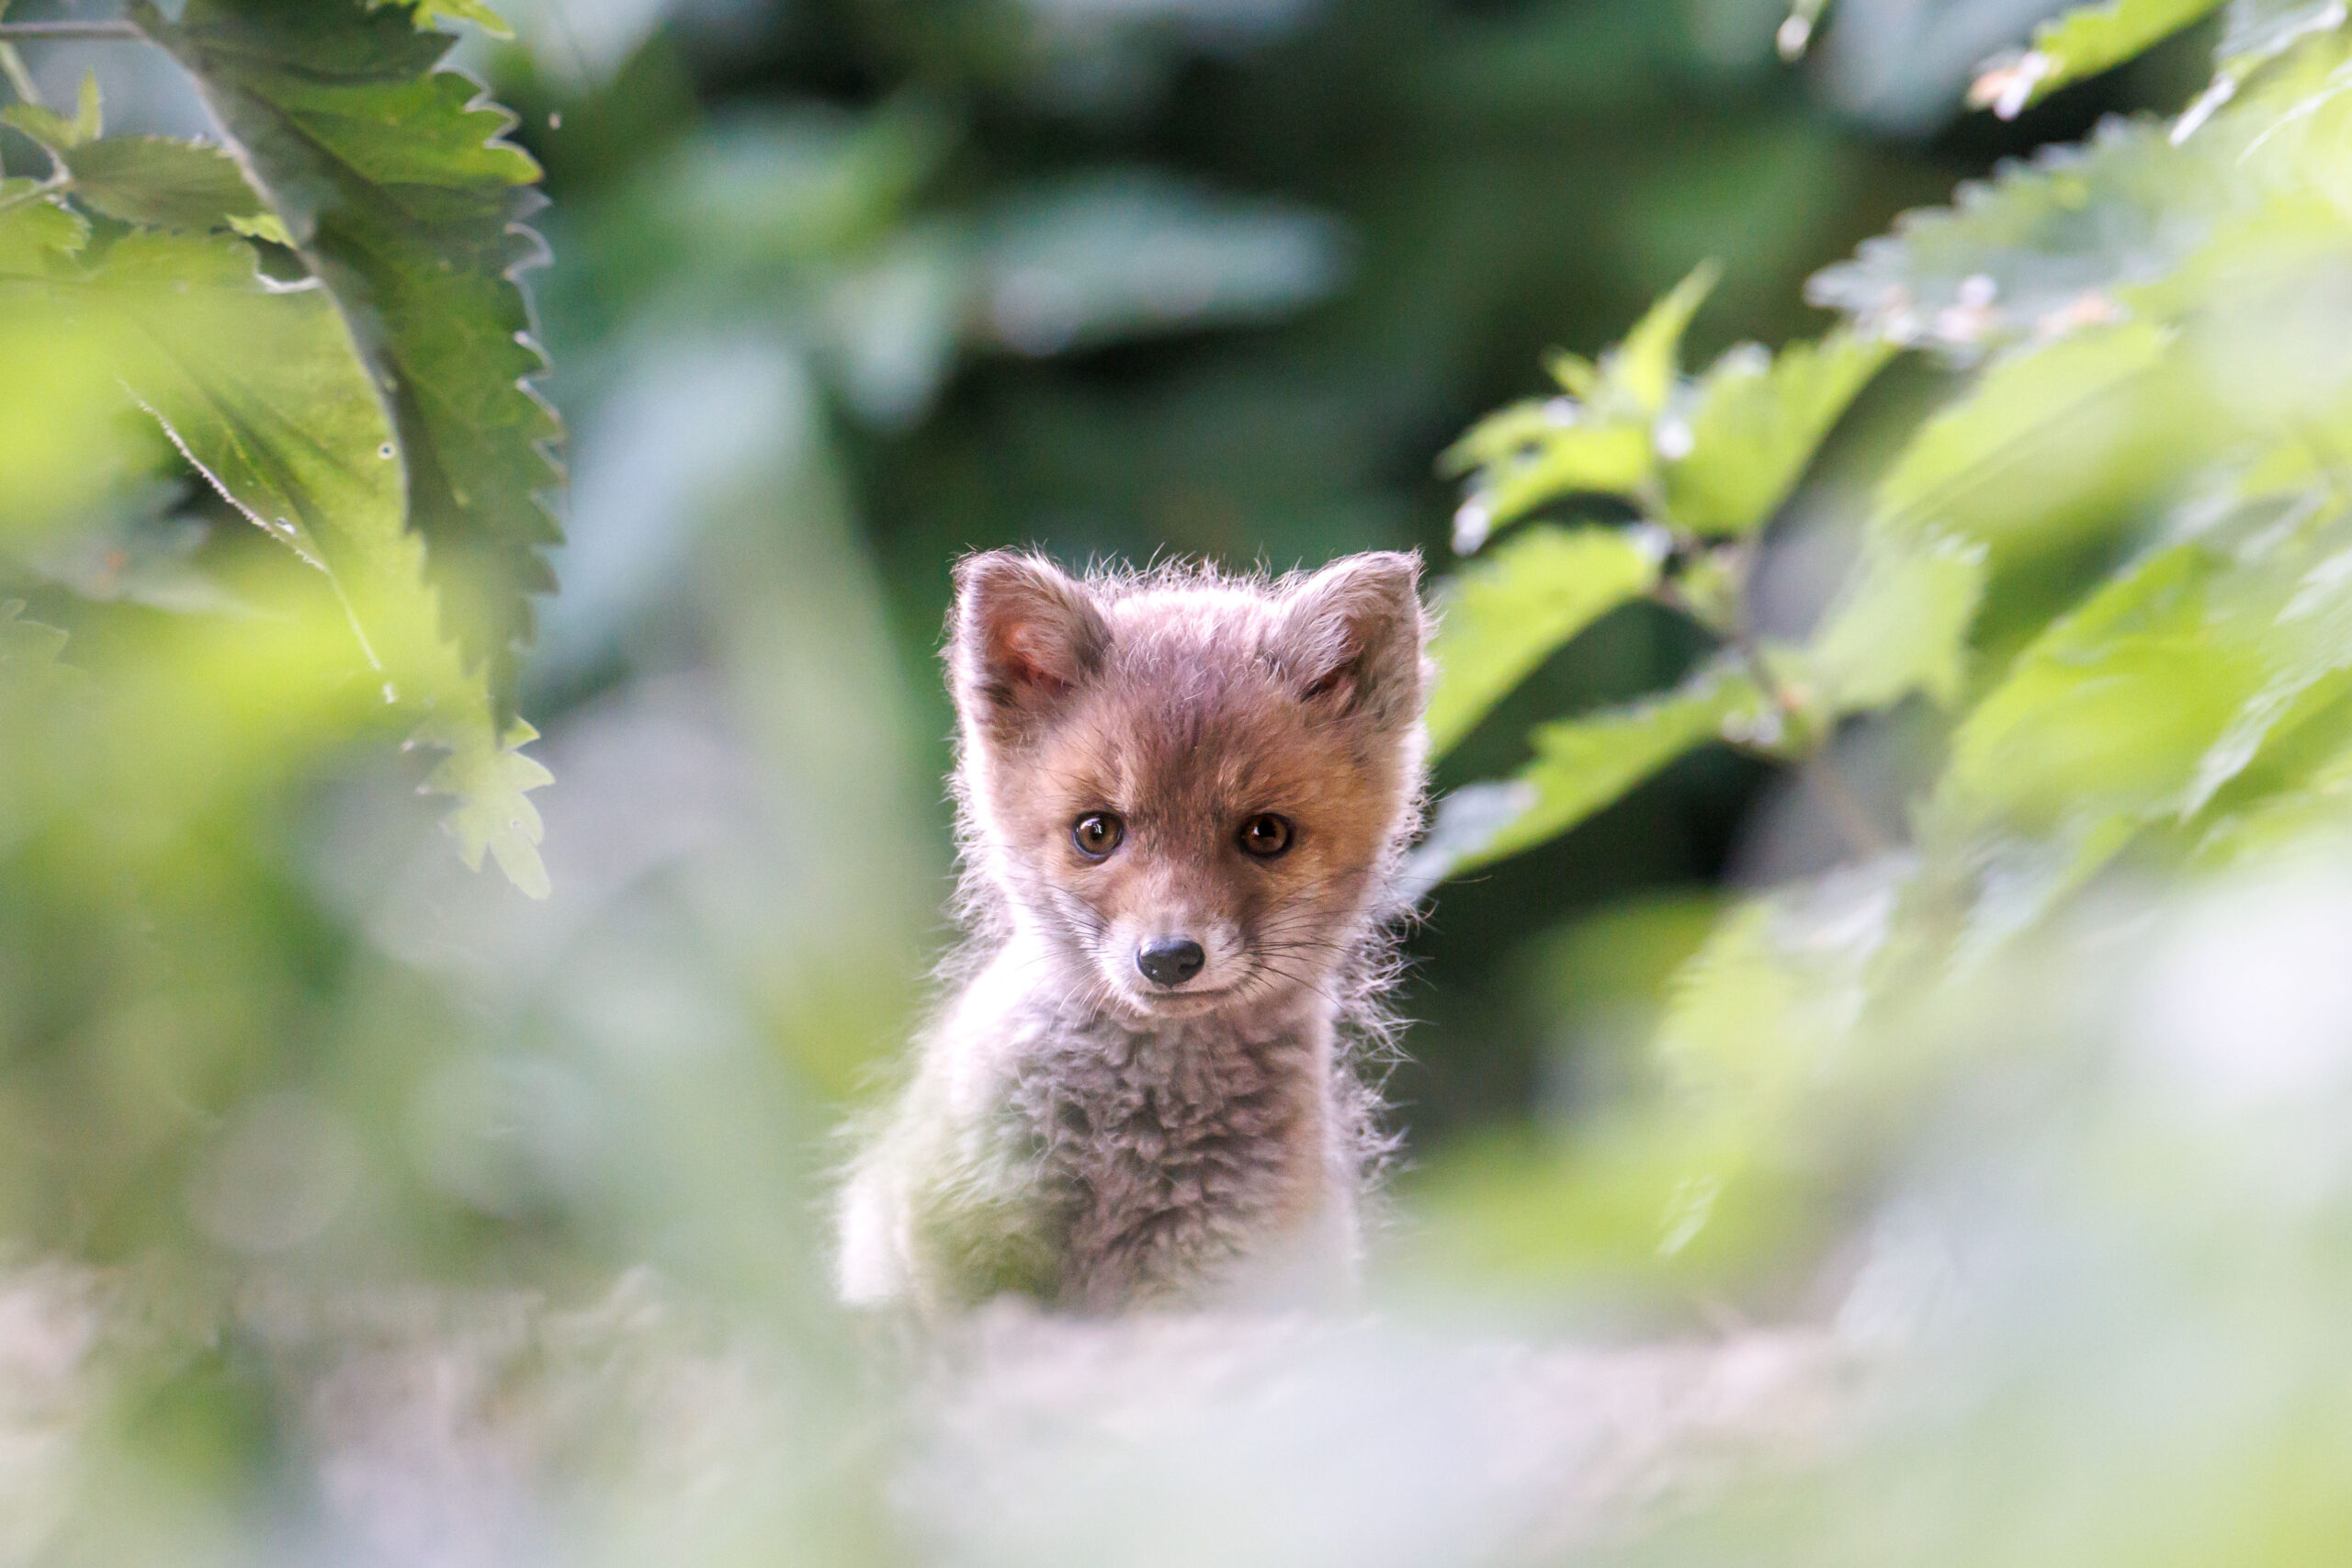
[838,550,1431,1314]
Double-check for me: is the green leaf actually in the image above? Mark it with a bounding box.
[1944,543,2257,829]
[1660,331,1894,536]
[372,0,514,37]
[1970,0,2228,118]
[417,714,552,897]
[1424,525,1667,757]
[140,0,563,716]
[1609,262,1718,418]
[2,70,99,153]
[0,204,553,896]
[1872,321,2203,564]
[62,137,276,233]
[1444,265,1718,551]
[1806,118,2236,363]
[1786,532,1987,717]
[0,600,67,671]
[1421,663,1771,879]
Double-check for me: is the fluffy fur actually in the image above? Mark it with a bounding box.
[838,551,1431,1314]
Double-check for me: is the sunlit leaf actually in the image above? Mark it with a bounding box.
[1788,532,1987,717]
[1970,0,2228,118]
[62,137,277,234]
[0,199,553,896]
[1424,525,1667,757]
[1430,663,1771,876]
[1661,331,1894,536]
[1807,118,2235,363]
[1,70,101,153]
[140,0,564,716]
[1872,321,2200,561]
[416,714,553,897]
[1945,543,2256,828]
[371,0,514,37]
[1608,262,1718,417]
[1444,265,1719,550]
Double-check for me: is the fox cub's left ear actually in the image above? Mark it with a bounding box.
[1278,551,1430,728]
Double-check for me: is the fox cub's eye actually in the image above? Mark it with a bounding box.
[1072,813,1125,859]
[1238,814,1293,859]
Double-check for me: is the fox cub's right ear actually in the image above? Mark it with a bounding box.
[950,551,1110,738]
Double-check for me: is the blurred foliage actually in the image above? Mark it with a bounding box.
[13,0,2352,1562]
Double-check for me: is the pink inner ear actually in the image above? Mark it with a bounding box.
[1302,660,1357,705]
[999,620,1074,694]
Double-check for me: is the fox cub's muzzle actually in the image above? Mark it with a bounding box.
[1136,936,1207,987]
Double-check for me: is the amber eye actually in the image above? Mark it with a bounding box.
[1072,812,1125,859]
[1238,813,1293,859]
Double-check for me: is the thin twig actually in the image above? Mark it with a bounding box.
[0,21,144,41]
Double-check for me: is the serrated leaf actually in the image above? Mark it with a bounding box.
[417,714,552,897]
[0,209,552,896]
[1424,525,1667,757]
[62,137,274,232]
[1424,663,1771,879]
[1806,118,2236,363]
[1444,265,1719,551]
[1788,533,1987,717]
[1608,262,1718,417]
[1971,0,2228,118]
[1660,331,1894,536]
[1473,423,1656,532]
[0,182,89,272]
[140,0,563,716]
[1945,543,2256,828]
[8,70,106,153]
[1873,321,2203,560]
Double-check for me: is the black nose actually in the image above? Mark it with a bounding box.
[1136,937,1205,987]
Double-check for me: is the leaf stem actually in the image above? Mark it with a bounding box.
[0,39,37,104]
[0,21,143,40]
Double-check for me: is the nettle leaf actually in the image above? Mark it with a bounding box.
[1,70,101,154]
[62,137,284,237]
[1970,0,2228,118]
[1608,263,1718,418]
[0,196,553,896]
[2174,0,2352,135]
[1424,525,1667,757]
[1420,663,1771,879]
[1660,331,1894,536]
[1807,118,2237,363]
[415,713,551,897]
[1783,532,1988,718]
[1943,543,2258,829]
[1445,265,1717,552]
[1872,321,2206,561]
[139,0,563,716]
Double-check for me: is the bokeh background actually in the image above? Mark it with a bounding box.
[10,0,2340,1562]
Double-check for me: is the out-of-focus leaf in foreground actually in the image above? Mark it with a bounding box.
[139,0,563,716]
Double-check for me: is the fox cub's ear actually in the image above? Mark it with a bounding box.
[950,551,1110,737]
[1278,551,1430,728]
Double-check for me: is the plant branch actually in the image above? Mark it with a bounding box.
[0,22,144,41]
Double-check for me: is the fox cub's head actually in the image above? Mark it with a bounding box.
[949,551,1430,1020]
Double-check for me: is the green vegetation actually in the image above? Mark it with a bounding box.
[6,0,2352,1561]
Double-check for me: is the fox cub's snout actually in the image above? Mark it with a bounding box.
[950,549,1430,1022]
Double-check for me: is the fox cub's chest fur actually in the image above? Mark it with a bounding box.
[838,550,1429,1315]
